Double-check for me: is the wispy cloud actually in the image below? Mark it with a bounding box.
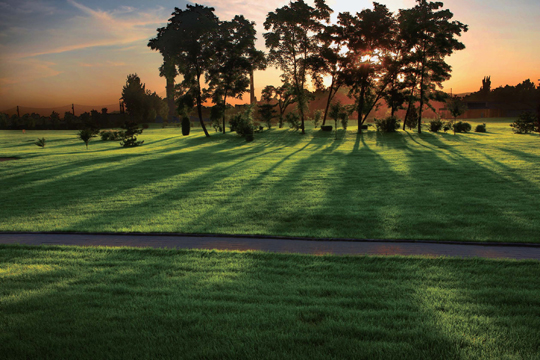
[79,61,126,68]
[0,59,61,85]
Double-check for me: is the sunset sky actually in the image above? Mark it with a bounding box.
[0,0,539,111]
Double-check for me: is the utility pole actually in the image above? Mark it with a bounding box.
[72,104,75,116]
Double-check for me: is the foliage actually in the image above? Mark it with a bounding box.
[375,116,400,132]
[400,0,468,132]
[210,105,225,132]
[229,106,255,140]
[285,112,301,131]
[428,119,443,132]
[100,130,124,141]
[446,96,468,120]
[182,117,191,136]
[453,121,471,133]
[77,128,97,149]
[510,112,537,134]
[443,121,452,132]
[404,104,418,130]
[340,112,348,130]
[264,0,332,134]
[321,125,333,132]
[475,123,487,133]
[261,83,296,128]
[121,74,165,124]
[313,110,323,128]
[258,103,277,129]
[120,121,144,147]
[34,137,46,148]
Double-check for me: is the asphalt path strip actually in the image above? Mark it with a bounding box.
[1,233,539,260]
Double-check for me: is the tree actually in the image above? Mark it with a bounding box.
[120,121,144,147]
[338,3,397,133]
[400,0,467,133]
[258,103,277,129]
[77,128,96,149]
[148,20,179,123]
[261,84,296,128]
[121,74,148,123]
[156,5,220,137]
[264,0,332,134]
[446,96,467,134]
[307,22,347,126]
[207,15,266,134]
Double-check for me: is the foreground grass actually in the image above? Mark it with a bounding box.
[1,245,539,359]
[1,120,539,242]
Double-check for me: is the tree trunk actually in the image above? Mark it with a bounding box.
[357,84,366,134]
[196,75,210,137]
[166,75,175,122]
[417,61,426,134]
[222,91,227,134]
[322,78,335,126]
[250,70,256,105]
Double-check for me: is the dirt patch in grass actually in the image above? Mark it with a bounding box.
[0,157,19,162]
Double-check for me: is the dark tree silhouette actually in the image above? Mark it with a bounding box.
[207,15,265,133]
[338,3,397,133]
[400,0,467,133]
[264,0,332,134]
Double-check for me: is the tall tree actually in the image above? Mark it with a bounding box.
[207,15,265,134]
[156,4,221,137]
[338,3,397,133]
[400,0,467,133]
[264,0,332,134]
[307,23,347,126]
[148,28,178,123]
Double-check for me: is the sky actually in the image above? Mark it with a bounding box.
[0,0,539,111]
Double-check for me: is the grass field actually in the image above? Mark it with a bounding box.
[1,119,539,242]
[1,245,539,359]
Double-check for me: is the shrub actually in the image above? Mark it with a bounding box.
[360,124,369,130]
[212,118,222,132]
[429,119,443,132]
[340,113,348,130]
[453,121,471,133]
[100,130,124,141]
[142,123,150,129]
[475,123,487,133]
[182,117,191,136]
[120,121,144,147]
[321,125,333,132]
[510,112,537,134]
[78,128,97,149]
[443,122,452,132]
[405,105,418,130]
[35,138,46,148]
[229,106,255,141]
[286,112,301,131]
[374,116,400,133]
[313,110,323,128]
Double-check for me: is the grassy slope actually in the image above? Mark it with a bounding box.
[1,245,539,359]
[1,120,539,242]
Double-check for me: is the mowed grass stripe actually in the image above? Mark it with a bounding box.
[1,245,540,359]
[1,120,539,242]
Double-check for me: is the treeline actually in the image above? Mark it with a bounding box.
[466,79,539,107]
[148,0,468,136]
[0,109,125,131]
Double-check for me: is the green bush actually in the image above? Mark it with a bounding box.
[453,121,471,133]
[443,122,452,132]
[100,130,124,141]
[510,112,537,134]
[120,121,144,147]
[286,112,301,131]
[374,116,400,133]
[78,128,97,149]
[475,123,487,133]
[405,105,418,130]
[35,138,46,148]
[340,113,348,130]
[429,119,443,132]
[229,107,255,141]
[182,117,191,136]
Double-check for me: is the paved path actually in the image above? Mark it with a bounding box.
[1,233,540,260]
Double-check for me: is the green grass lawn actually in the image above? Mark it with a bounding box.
[1,119,539,242]
[1,245,539,359]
